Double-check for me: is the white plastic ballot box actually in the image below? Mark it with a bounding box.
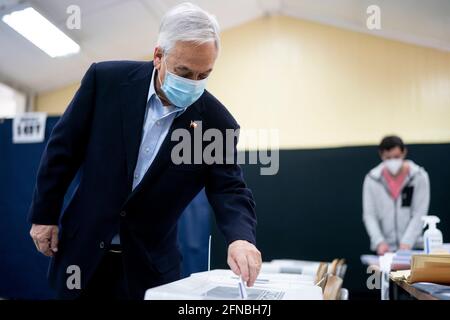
[144,269,323,300]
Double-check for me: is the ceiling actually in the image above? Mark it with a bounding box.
[0,0,449,94]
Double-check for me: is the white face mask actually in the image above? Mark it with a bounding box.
[384,159,403,175]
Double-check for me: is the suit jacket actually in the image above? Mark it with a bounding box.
[27,61,257,299]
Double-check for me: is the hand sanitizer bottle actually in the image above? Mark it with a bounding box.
[422,215,443,254]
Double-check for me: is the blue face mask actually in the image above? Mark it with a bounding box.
[159,58,208,109]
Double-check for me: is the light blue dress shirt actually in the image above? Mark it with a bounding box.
[111,68,185,245]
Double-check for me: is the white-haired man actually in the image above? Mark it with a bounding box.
[28,2,261,299]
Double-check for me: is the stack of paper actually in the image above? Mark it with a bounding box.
[411,283,450,300]
[261,259,321,275]
[261,259,347,280]
[391,254,450,285]
[361,252,418,270]
[409,254,450,284]
[191,269,316,287]
[390,270,411,281]
[361,244,450,270]
[144,269,323,300]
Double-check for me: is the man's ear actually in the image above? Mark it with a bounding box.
[153,47,163,69]
[403,148,408,158]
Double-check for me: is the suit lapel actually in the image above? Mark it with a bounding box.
[119,62,153,190]
[127,103,204,199]
[119,60,205,203]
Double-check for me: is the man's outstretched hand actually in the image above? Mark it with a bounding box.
[227,240,262,287]
[30,224,59,257]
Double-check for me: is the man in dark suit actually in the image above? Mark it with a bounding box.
[28,2,261,299]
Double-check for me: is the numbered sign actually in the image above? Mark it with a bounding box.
[12,112,47,144]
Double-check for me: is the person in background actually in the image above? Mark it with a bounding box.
[363,135,430,255]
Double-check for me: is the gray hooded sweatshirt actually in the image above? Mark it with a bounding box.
[362,160,430,251]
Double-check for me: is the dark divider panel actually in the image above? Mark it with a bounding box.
[0,117,60,299]
[210,144,450,298]
[0,117,210,299]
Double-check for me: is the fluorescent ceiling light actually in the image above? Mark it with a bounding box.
[2,7,80,58]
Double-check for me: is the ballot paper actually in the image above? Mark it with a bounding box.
[144,269,322,300]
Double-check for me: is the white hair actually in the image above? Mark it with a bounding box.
[157,2,220,54]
